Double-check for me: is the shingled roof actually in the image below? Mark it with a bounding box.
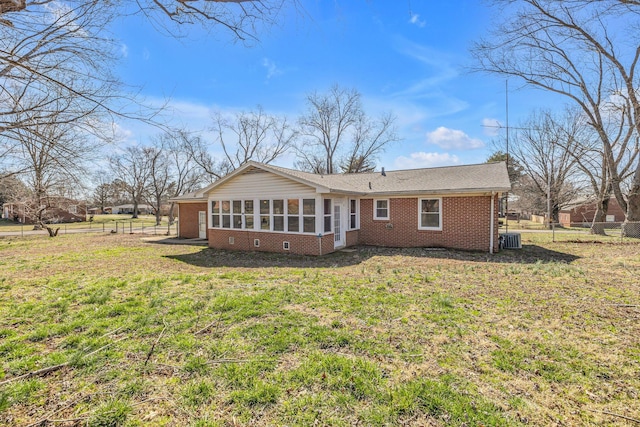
[174,161,511,200]
[263,161,511,195]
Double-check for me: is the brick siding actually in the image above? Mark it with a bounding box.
[358,196,499,252]
[208,229,333,256]
[559,197,626,226]
[345,229,359,247]
[182,195,500,254]
[177,202,207,238]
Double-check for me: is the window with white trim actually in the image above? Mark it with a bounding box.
[210,198,317,234]
[349,199,359,230]
[273,199,285,231]
[221,200,231,228]
[419,198,442,230]
[287,199,299,232]
[232,200,242,228]
[260,199,270,230]
[244,200,254,229]
[211,201,220,227]
[302,199,315,233]
[374,199,389,220]
[323,198,332,233]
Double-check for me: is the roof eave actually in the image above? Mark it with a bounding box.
[365,187,511,197]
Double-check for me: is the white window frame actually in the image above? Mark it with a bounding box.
[209,198,317,235]
[348,198,359,230]
[374,199,390,220]
[323,198,332,233]
[418,197,442,231]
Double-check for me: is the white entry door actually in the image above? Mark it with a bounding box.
[333,201,345,248]
[198,211,206,239]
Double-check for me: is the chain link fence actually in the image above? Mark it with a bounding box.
[0,220,178,238]
[500,221,640,244]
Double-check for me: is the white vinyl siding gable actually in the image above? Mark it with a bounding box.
[208,169,316,200]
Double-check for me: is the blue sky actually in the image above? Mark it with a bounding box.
[111,1,558,170]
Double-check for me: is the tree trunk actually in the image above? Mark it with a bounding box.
[39,221,59,237]
[590,197,609,235]
[623,177,640,237]
[168,202,176,226]
[131,198,139,219]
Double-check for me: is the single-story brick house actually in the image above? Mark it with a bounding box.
[558,196,625,227]
[172,161,511,255]
[3,199,86,224]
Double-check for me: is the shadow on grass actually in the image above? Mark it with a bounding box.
[163,244,580,269]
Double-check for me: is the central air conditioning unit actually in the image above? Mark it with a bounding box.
[500,233,521,249]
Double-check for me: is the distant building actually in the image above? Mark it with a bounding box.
[559,197,625,226]
[3,198,86,224]
[107,204,154,215]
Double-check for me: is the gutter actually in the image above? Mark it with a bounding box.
[490,192,496,254]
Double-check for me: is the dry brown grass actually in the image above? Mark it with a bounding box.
[0,233,638,426]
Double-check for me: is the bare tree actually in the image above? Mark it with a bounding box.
[141,144,174,226]
[340,113,399,173]
[557,106,639,233]
[2,101,96,236]
[2,0,297,162]
[92,182,112,215]
[1,1,297,42]
[500,110,585,226]
[472,0,640,233]
[158,130,206,224]
[109,147,152,219]
[0,1,138,140]
[296,85,399,174]
[187,107,296,180]
[130,0,297,42]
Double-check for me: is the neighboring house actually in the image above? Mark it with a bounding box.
[172,161,511,255]
[3,199,86,224]
[109,204,154,215]
[559,197,626,226]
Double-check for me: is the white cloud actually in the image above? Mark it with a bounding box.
[482,118,502,137]
[426,127,484,150]
[409,13,426,28]
[120,44,129,58]
[262,58,282,80]
[394,152,460,169]
[142,48,150,61]
[110,122,133,143]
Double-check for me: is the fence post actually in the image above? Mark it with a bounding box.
[130,221,132,234]
[21,224,24,238]
[103,223,105,233]
[64,224,67,235]
[552,221,555,242]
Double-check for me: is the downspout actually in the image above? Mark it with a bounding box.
[490,192,496,254]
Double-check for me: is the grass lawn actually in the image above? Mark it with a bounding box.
[0,233,638,426]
